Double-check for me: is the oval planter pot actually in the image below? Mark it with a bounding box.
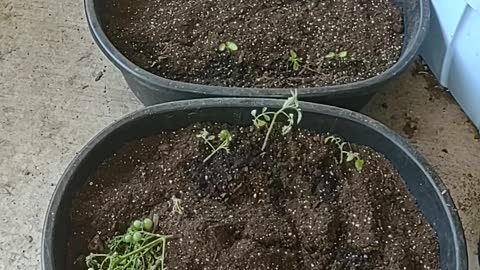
[84,0,430,110]
[42,99,466,270]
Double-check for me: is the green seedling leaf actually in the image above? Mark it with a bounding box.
[226,41,238,51]
[289,50,298,58]
[293,62,300,71]
[337,51,348,58]
[262,107,268,113]
[355,159,364,172]
[143,218,153,231]
[219,129,231,142]
[132,231,142,242]
[207,135,215,141]
[251,109,257,117]
[256,120,267,127]
[219,43,226,52]
[133,220,142,230]
[325,52,336,59]
[262,114,271,121]
[346,153,355,162]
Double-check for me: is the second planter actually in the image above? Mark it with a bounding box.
[43,99,466,270]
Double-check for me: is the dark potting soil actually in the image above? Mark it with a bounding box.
[69,123,439,270]
[102,0,404,88]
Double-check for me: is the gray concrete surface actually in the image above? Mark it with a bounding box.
[364,71,480,269]
[0,0,478,269]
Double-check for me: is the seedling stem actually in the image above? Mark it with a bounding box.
[197,129,232,162]
[325,135,364,171]
[252,90,302,151]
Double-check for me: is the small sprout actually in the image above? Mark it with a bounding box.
[325,51,348,60]
[288,50,302,71]
[252,90,302,151]
[171,195,184,215]
[219,41,238,53]
[324,135,364,172]
[226,42,238,51]
[355,159,365,171]
[143,218,153,231]
[124,234,132,243]
[196,128,232,162]
[337,50,348,58]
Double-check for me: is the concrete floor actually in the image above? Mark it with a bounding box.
[0,0,478,269]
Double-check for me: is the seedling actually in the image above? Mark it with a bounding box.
[196,128,232,162]
[171,195,184,215]
[85,218,174,270]
[219,41,238,53]
[252,90,302,151]
[325,51,348,60]
[324,135,364,171]
[288,50,302,71]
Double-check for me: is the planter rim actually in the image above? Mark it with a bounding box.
[84,0,430,98]
[42,98,467,270]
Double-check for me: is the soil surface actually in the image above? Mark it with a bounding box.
[69,123,439,269]
[102,0,403,88]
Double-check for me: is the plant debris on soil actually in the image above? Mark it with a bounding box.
[69,123,439,270]
[102,0,404,88]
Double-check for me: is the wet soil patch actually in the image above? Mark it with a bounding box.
[69,123,438,269]
[403,112,419,139]
[413,61,455,103]
[102,0,403,88]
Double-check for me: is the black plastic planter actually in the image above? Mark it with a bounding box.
[84,0,430,110]
[42,99,466,270]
